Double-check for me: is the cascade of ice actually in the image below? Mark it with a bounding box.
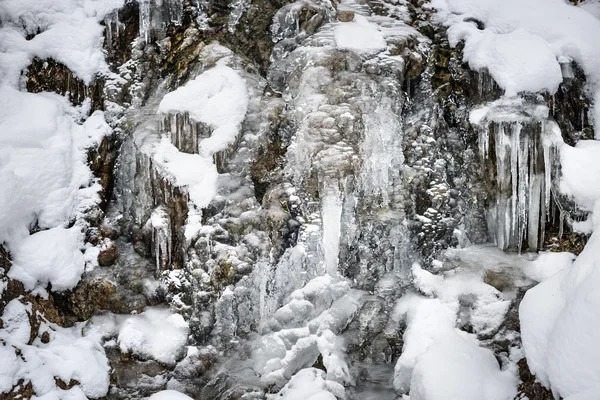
[195,0,210,30]
[359,99,404,208]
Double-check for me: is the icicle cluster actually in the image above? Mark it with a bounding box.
[160,112,212,154]
[138,0,185,43]
[478,120,553,252]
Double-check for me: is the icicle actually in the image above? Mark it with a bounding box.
[510,123,519,246]
[105,14,113,48]
[139,0,151,43]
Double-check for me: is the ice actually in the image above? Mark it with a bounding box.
[148,206,172,272]
[139,0,152,42]
[228,0,251,32]
[359,99,404,207]
[435,0,600,135]
[322,192,342,276]
[471,100,557,251]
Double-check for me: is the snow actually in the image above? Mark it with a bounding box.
[392,264,517,399]
[393,293,516,400]
[334,15,387,53]
[560,139,600,210]
[117,308,189,365]
[7,227,85,293]
[153,138,219,209]
[158,63,249,156]
[0,299,111,398]
[149,390,194,400]
[524,251,575,282]
[0,0,123,86]
[434,0,600,128]
[267,368,344,400]
[520,230,600,398]
[449,27,562,97]
[0,86,111,293]
[0,87,108,245]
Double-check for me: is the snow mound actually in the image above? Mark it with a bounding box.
[149,390,194,400]
[153,138,219,210]
[117,308,189,365]
[7,227,85,292]
[520,230,600,398]
[0,87,108,245]
[0,0,123,85]
[448,26,562,97]
[560,139,600,210]
[393,264,517,399]
[267,368,344,400]
[158,63,249,156]
[0,299,110,398]
[435,0,600,128]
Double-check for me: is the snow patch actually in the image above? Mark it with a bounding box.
[334,15,387,53]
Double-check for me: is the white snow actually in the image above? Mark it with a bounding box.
[393,293,516,400]
[267,368,344,400]
[7,227,85,293]
[520,230,600,398]
[434,0,600,127]
[153,138,219,209]
[149,390,194,400]
[0,87,109,245]
[560,139,600,210]
[117,308,189,365]
[0,0,123,86]
[449,27,562,97]
[334,15,387,53]
[393,264,517,400]
[0,299,111,398]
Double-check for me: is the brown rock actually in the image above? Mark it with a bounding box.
[337,10,355,22]
[98,244,119,267]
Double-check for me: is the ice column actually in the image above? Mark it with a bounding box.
[322,191,342,276]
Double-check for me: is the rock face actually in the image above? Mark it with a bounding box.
[0,0,595,399]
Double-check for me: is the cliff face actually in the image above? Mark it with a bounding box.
[1,0,598,399]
